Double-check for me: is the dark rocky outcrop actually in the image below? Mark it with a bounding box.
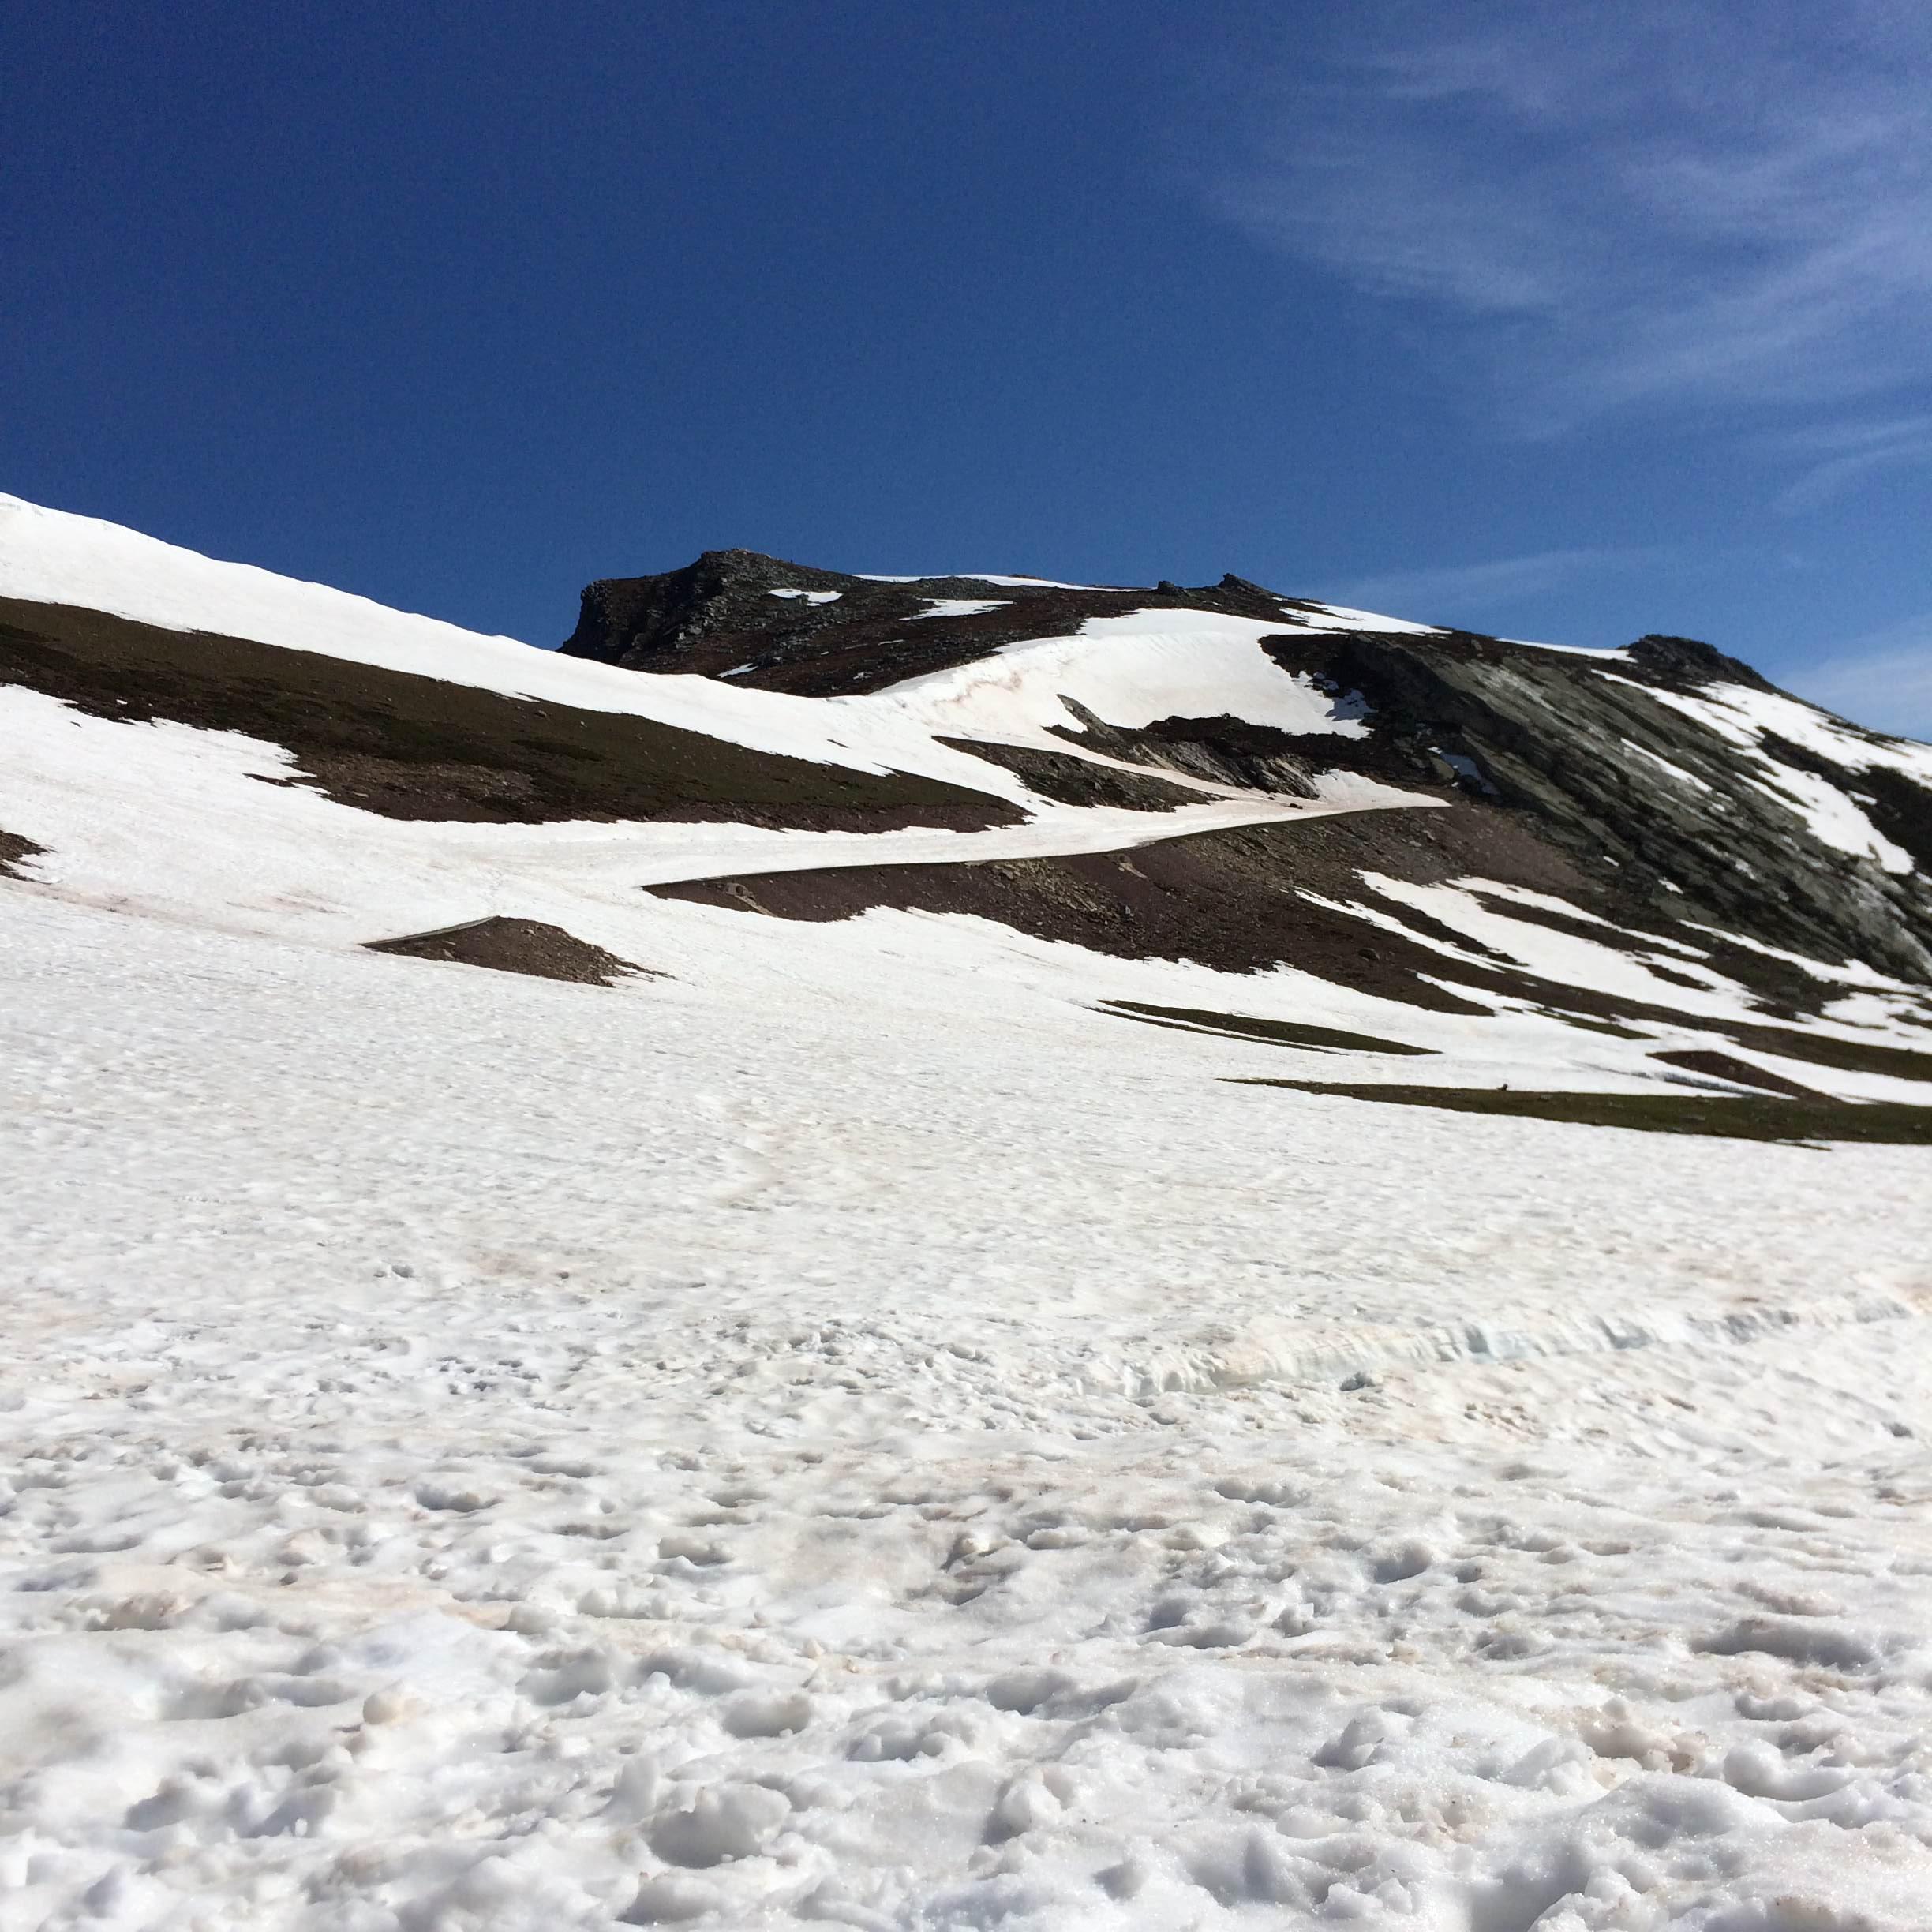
[1258,627,1932,983]
[932,736,1200,811]
[560,553,1319,696]
[0,829,46,878]
[1046,703,1324,800]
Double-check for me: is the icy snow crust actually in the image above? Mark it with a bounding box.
[5,501,1932,1927]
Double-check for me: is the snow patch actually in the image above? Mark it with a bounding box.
[910,597,1009,620]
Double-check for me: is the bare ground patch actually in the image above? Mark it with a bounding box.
[1099,1001,1436,1057]
[1237,1080,1932,1145]
[0,597,1020,834]
[1650,1049,1819,1097]
[364,918,653,986]
[933,738,1200,811]
[0,829,46,878]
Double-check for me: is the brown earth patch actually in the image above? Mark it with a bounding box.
[1717,1024,1932,1087]
[1045,709,1325,799]
[647,799,1932,1073]
[364,917,650,986]
[650,816,1498,1013]
[0,597,1021,833]
[933,738,1200,811]
[0,829,46,878]
[1100,1000,1436,1056]
[646,800,1671,1017]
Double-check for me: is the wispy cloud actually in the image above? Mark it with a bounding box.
[1331,547,1655,623]
[1213,3,1932,440]
[1784,612,1932,742]
[1770,415,1932,514]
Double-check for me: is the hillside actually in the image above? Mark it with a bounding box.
[4,495,1932,1928]
[6,496,1932,1129]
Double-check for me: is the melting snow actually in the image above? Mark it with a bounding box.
[1632,683,1920,874]
[1293,600,1446,637]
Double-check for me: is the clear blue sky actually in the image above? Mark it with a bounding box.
[6,2,1929,733]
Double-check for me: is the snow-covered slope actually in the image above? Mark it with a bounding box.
[0,495,1380,810]
[5,497,1932,1929]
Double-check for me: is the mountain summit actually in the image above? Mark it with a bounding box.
[562,547,1932,990]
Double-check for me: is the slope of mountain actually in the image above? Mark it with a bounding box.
[6,496,1932,1929]
[567,547,1932,988]
[6,496,1932,1126]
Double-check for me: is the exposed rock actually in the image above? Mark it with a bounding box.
[1260,627,1932,983]
[1048,702,1322,799]
[558,551,1309,695]
[933,736,1200,811]
[364,917,650,986]
[570,547,1932,982]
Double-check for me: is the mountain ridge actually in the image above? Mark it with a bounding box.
[561,545,1932,985]
[4,497,1931,1135]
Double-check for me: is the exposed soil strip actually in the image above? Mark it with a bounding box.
[1721,1026,1932,1086]
[363,917,649,986]
[650,801,1932,1080]
[650,819,1498,1013]
[933,738,1200,812]
[1100,1000,1436,1057]
[1237,1080,1932,1145]
[1046,710,1324,799]
[1651,1049,1818,1097]
[0,597,1020,833]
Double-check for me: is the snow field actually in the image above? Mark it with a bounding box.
[6,670,1922,1114]
[6,496,1932,1926]
[4,890,1932,1929]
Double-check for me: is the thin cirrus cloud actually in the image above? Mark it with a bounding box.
[1331,548,1654,624]
[1787,614,1932,742]
[1770,415,1932,515]
[1212,3,1932,440]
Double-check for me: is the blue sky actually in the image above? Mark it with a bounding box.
[6,2,1929,734]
